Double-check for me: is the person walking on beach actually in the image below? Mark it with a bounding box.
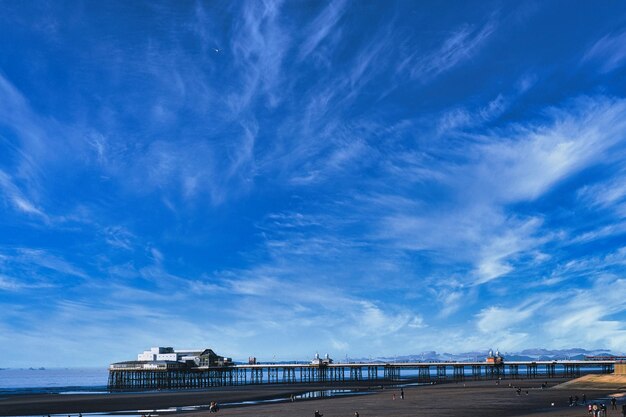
[621,403,626,417]
[583,394,587,404]
[209,401,219,413]
[611,397,617,410]
[392,393,396,400]
[400,388,404,399]
[314,410,323,417]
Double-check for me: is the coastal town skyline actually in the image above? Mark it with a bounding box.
[1,1,626,368]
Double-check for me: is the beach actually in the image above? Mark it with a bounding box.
[1,379,623,417]
[180,379,623,417]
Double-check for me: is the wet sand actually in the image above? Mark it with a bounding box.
[0,379,623,417]
[1,381,375,416]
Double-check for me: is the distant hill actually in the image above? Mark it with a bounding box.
[346,348,620,363]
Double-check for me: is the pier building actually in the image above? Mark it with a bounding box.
[311,353,333,366]
[135,346,233,366]
[110,346,233,372]
[485,349,503,364]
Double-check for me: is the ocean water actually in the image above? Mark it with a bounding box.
[0,368,377,417]
[0,367,109,395]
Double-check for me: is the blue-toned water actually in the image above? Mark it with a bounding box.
[1,365,599,396]
[0,368,378,417]
[0,367,108,395]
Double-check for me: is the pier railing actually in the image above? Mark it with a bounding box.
[107,360,616,391]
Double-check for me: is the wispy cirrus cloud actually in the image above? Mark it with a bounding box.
[176,92,626,354]
[578,174,626,218]
[439,274,626,352]
[12,248,90,280]
[102,226,136,251]
[404,20,497,82]
[112,135,256,205]
[228,0,290,112]
[0,274,54,291]
[476,296,552,334]
[543,275,626,350]
[474,217,545,284]
[0,248,88,295]
[0,73,48,186]
[0,294,223,367]
[298,0,348,61]
[436,94,508,135]
[0,169,48,221]
[469,97,626,203]
[374,95,626,284]
[583,29,626,73]
[569,222,626,245]
[174,254,428,356]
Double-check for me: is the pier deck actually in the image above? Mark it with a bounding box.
[107,359,617,391]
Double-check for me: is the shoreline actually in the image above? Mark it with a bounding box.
[0,380,392,416]
[0,378,623,417]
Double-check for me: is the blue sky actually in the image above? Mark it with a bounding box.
[1,1,626,368]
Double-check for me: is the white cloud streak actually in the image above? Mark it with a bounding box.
[406,20,496,81]
[583,29,626,73]
[375,95,626,284]
[298,0,348,61]
[229,0,289,112]
[578,174,626,218]
[542,276,626,351]
[0,169,48,220]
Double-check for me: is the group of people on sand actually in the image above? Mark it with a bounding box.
[568,394,586,406]
[587,402,607,417]
[391,388,405,400]
[571,395,625,417]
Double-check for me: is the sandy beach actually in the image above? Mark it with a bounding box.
[1,379,624,417]
[180,379,624,417]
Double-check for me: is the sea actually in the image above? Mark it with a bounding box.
[2,364,594,396]
[0,367,378,417]
[0,367,109,395]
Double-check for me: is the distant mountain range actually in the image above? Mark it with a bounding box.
[346,348,622,363]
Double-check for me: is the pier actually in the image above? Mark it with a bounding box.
[107,359,617,391]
